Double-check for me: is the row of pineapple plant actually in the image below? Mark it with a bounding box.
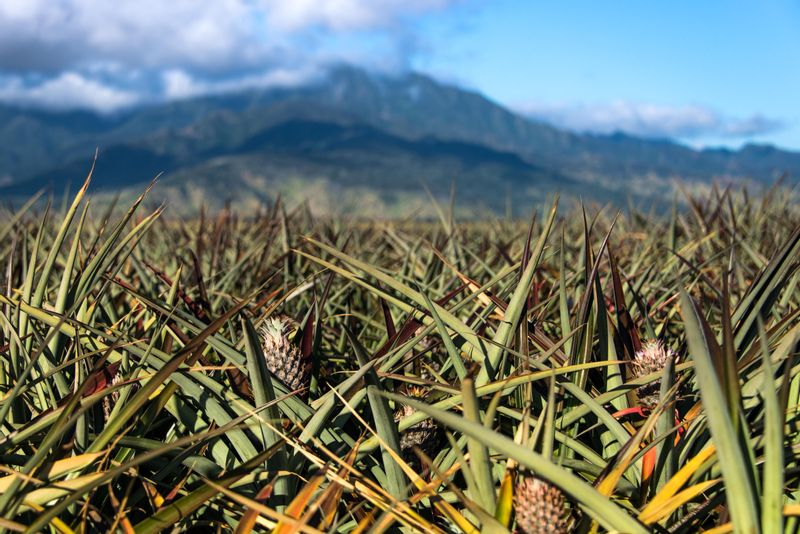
[0,172,799,532]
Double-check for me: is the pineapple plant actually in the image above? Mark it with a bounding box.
[1,178,797,533]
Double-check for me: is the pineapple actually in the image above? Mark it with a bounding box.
[394,386,440,468]
[631,339,676,410]
[259,315,311,395]
[514,473,569,534]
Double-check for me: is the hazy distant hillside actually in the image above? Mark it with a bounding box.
[1,65,797,213]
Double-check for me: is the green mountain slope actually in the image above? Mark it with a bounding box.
[1,65,797,212]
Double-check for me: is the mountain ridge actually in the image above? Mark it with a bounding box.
[1,64,797,213]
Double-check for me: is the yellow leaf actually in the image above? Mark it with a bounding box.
[20,473,105,509]
[703,523,733,534]
[272,472,326,534]
[0,452,104,493]
[494,470,514,527]
[638,479,720,524]
[640,444,715,517]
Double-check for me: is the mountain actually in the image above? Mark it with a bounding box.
[1,65,797,214]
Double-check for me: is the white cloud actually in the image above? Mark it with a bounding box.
[262,0,457,31]
[0,0,460,111]
[0,72,140,112]
[161,67,322,100]
[723,115,783,137]
[0,0,270,74]
[518,100,783,139]
[0,0,458,74]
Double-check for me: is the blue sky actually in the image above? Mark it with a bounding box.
[412,0,800,148]
[1,0,798,149]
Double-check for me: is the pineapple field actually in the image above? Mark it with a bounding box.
[2,174,800,533]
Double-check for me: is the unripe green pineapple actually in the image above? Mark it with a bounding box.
[631,339,676,410]
[259,315,311,395]
[514,474,568,534]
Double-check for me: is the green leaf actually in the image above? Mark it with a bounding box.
[757,319,784,534]
[479,196,558,385]
[462,377,496,512]
[680,290,760,534]
[346,328,407,499]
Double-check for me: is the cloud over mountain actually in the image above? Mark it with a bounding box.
[0,71,140,112]
[519,100,783,140]
[0,0,458,110]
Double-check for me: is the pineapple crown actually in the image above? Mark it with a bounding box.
[632,339,676,377]
[395,385,431,422]
[404,384,428,398]
[261,316,290,343]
